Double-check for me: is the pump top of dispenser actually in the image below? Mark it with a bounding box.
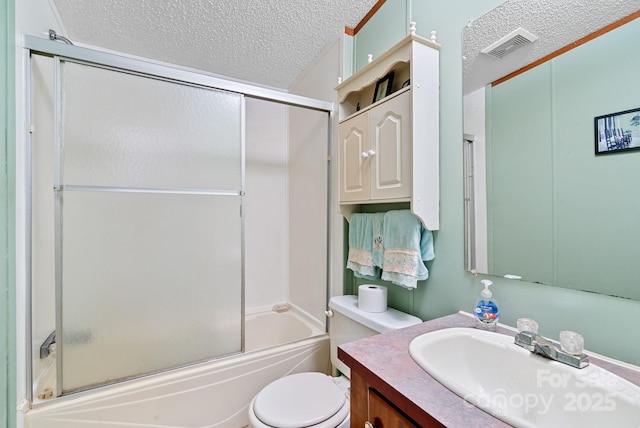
[480,279,493,299]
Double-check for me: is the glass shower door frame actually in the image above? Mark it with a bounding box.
[23,35,334,403]
[53,58,246,396]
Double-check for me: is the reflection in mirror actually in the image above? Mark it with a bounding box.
[463,1,640,300]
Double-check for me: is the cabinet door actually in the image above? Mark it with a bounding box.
[368,388,419,428]
[339,112,371,202]
[368,91,411,200]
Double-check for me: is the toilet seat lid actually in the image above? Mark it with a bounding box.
[253,373,347,428]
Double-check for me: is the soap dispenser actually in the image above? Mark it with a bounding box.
[474,279,499,331]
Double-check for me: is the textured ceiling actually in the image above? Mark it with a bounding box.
[52,0,379,90]
[51,1,640,93]
[463,0,640,94]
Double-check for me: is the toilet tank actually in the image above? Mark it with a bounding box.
[328,295,422,377]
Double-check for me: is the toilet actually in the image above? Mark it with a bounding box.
[248,294,422,428]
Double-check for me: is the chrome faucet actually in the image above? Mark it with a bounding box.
[514,330,590,369]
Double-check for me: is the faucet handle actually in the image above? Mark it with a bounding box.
[516,318,539,333]
[559,331,584,355]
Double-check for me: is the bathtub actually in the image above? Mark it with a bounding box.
[25,307,330,428]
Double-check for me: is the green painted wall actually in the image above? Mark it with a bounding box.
[350,0,640,366]
[1,0,16,426]
[354,0,409,71]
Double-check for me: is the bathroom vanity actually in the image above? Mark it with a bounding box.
[338,312,640,427]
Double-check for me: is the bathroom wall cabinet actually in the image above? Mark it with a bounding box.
[338,89,411,203]
[336,28,440,230]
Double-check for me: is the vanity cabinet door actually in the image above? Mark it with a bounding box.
[351,371,418,428]
[339,111,371,202]
[367,388,419,428]
[368,90,411,201]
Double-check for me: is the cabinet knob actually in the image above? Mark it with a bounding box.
[361,150,376,159]
[365,422,374,428]
[367,149,376,157]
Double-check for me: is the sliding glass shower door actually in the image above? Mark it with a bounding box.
[33,56,244,394]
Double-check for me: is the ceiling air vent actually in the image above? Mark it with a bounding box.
[481,27,538,59]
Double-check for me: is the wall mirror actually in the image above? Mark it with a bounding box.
[463,0,640,300]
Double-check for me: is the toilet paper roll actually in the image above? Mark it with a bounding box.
[358,284,388,313]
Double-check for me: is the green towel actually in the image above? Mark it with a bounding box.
[346,213,379,279]
[381,210,434,289]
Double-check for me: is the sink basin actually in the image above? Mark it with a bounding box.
[409,327,640,427]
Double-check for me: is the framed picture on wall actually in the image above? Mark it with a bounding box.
[372,72,395,103]
[594,107,640,155]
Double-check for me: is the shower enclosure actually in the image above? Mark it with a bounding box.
[25,37,332,402]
